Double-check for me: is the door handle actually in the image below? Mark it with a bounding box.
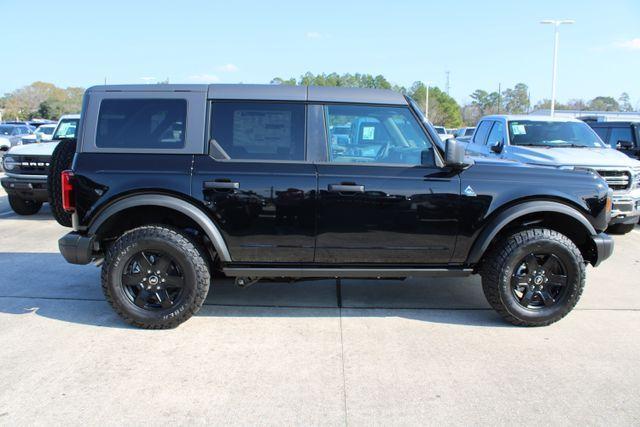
[204,180,240,190]
[328,184,365,193]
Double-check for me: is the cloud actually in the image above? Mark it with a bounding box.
[306,31,323,39]
[614,38,640,50]
[216,63,239,72]
[187,74,220,83]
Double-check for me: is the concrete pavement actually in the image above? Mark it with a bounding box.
[1,190,639,425]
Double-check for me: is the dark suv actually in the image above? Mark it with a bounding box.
[585,120,640,160]
[54,84,614,329]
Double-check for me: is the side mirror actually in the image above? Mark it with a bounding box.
[490,139,504,153]
[36,133,42,143]
[444,138,467,168]
[616,140,633,150]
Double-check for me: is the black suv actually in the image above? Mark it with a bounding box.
[585,120,640,159]
[54,84,614,329]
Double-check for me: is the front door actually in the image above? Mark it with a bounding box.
[315,104,460,265]
[192,101,316,263]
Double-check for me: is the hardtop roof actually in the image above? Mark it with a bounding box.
[86,84,407,105]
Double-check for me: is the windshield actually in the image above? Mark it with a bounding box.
[509,120,605,148]
[53,119,79,139]
[38,126,55,135]
[464,128,475,136]
[434,126,445,134]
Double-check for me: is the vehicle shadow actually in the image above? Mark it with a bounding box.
[0,202,54,221]
[0,252,511,330]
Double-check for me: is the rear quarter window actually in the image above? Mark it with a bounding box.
[96,99,187,149]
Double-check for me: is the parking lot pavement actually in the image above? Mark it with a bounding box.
[1,189,640,425]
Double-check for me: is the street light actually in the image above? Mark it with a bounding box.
[540,19,575,116]
[424,81,432,121]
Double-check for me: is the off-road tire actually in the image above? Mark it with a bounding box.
[8,195,42,215]
[607,222,635,235]
[480,228,585,327]
[47,137,76,227]
[102,225,211,329]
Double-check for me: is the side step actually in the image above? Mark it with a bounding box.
[223,267,473,280]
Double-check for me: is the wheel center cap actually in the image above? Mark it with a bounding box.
[533,275,544,285]
[148,276,159,286]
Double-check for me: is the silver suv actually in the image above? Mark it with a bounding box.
[465,115,640,233]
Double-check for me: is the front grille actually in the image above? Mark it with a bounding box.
[11,155,51,176]
[596,169,631,191]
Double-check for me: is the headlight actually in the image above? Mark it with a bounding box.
[2,156,17,171]
[633,168,640,189]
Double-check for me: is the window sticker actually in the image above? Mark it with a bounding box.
[362,126,375,140]
[511,124,526,135]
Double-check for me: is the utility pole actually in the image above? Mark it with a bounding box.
[541,19,575,116]
[445,71,450,96]
[498,83,501,114]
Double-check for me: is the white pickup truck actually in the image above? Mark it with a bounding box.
[1,114,79,215]
[464,115,640,233]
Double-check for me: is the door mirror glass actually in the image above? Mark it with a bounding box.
[444,138,466,167]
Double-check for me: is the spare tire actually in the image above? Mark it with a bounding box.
[48,138,77,227]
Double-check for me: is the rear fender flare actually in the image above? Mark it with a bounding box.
[88,194,231,262]
[466,200,596,265]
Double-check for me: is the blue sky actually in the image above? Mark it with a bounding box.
[2,0,639,106]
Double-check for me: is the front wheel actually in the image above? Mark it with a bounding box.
[102,225,211,329]
[8,195,42,215]
[481,228,585,327]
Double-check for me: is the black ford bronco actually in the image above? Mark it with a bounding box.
[53,84,614,329]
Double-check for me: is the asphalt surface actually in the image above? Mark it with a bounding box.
[1,181,640,425]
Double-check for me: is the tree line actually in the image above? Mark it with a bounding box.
[1,76,636,128]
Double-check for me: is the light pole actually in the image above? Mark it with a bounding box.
[424,82,431,121]
[540,19,574,116]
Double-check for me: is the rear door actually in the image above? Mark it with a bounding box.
[192,101,317,263]
[314,103,460,265]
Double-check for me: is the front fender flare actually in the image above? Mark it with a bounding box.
[88,194,232,262]
[466,200,596,265]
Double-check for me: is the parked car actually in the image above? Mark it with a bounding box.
[433,125,454,141]
[454,126,476,142]
[464,115,640,233]
[584,121,640,160]
[51,84,614,329]
[20,123,57,144]
[0,114,80,215]
[0,124,35,152]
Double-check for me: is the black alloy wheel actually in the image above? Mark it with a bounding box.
[510,253,569,309]
[121,250,186,310]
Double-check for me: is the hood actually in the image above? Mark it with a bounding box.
[508,145,640,168]
[7,141,59,156]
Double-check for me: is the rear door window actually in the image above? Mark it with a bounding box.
[96,99,187,149]
[210,102,305,161]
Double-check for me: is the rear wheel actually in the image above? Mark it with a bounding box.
[481,228,585,327]
[8,195,42,215]
[607,222,635,235]
[102,225,211,329]
[47,138,76,227]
